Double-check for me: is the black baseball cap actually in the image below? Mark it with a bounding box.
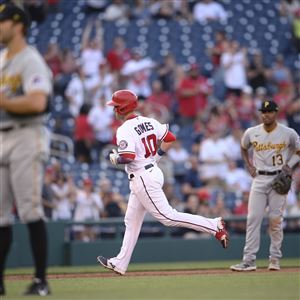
[0,3,30,29]
[258,100,279,112]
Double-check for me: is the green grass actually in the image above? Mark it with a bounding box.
[4,259,300,300]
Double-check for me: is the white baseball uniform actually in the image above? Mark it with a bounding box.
[241,123,300,262]
[107,115,221,274]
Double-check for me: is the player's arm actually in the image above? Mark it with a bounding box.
[109,149,135,165]
[155,130,176,162]
[286,131,300,170]
[159,131,176,152]
[0,91,47,114]
[286,150,300,170]
[241,146,257,177]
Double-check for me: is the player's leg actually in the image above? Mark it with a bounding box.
[10,127,50,295]
[134,167,221,236]
[100,192,146,274]
[0,164,14,296]
[242,195,266,263]
[242,182,267,262]
[267,190,286,270]
[230,182,267,271]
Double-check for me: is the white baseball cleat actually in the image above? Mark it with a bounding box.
[97,256,125,275]
[230,261,257,271]
[268,258,280,271]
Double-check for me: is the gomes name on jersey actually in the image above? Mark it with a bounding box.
[134,122,154,135]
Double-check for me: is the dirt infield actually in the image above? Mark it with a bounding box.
[7,267,300,280]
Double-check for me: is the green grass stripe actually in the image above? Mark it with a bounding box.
[5,258,300,275]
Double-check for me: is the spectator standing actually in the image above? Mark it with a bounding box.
[176,63,212,124]
[106,36,131,73]
[207,30,228,101]
[51,174,76,221]
[88,96,114,162]
[221,41,248,96]
[247,50,269,93]
[103,0,129,23]
[157,53,177,93]
[193,0,228,24]
[198,127,228,184]
[64,66,85,118]
[73,178,104,242]
[80,19,104,83]
[74,104,94,163]
[121,48,155,98]
[43,42,62,79]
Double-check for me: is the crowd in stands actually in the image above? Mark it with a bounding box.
[4,0,300,241]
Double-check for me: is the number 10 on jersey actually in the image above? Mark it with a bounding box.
[141,134,157,158]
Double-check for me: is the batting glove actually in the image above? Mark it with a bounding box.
[109,149,119,165]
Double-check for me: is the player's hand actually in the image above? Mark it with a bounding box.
[281,164,292,176]
[247,164,257,177]
[109,149,119,165]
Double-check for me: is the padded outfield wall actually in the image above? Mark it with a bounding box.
[6,220,300,267]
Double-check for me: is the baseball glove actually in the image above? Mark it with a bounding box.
[271,166,292,195]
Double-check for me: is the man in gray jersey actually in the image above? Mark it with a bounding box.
[230,100,300,272]
[0,3,52,296]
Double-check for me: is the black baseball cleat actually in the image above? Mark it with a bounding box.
[0,283,5,296]
[23,278,51,296]
[97,256,124,275]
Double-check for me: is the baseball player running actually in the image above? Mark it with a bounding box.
[230,100,300,272]
[0,3,52,296]
[97,90,229,275]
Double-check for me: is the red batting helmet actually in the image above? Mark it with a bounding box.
[107,90,138,115]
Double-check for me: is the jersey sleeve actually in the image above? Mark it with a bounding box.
[241,128,251,149]
[116,126,136,155]
[152,119,169,141]
[290,129,300,151]
[22,52,52,95]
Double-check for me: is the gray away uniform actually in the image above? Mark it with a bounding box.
[241,123,300,261]
[0,46,52,225]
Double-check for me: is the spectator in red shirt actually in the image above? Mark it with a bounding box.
[176,64,212,124]
[207,30,227,69]
[74,104,94,163]
[106,36,131,72]
[146,80,173,110]
[43,42,62,78]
